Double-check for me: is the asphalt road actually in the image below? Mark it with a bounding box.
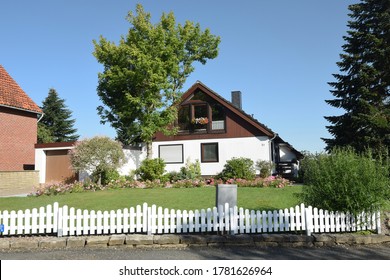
[1,243,390,260]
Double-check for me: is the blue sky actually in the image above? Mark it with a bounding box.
[1,0,356,153]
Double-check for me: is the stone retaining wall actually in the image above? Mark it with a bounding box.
[1,233,389,250]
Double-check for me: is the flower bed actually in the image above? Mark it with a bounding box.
[31,176,291,197]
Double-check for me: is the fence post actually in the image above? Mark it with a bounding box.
[376,211,381,234]
[305,206,313,236]
[147,205,152,236]
[57,206,63,237]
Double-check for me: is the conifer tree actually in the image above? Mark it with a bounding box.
[38,88,79,143]
[323,0,390,156]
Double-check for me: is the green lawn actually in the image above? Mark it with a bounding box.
[0,185,303,212]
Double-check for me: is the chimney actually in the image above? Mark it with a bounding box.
[231,91,242,109]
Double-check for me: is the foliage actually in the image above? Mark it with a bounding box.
[37,122,54,143]
[31,181,102,196]
[30,174,292,197]
[38,88,79,143]
[256,160,274,178]
[216,157,256,180]
[167,179,207,188]
[215,176,290,188]
[92,168,121,186]
[323,0,390,157]
[69,136,125,184]
[135,158,166,181]
[93,4,220,157]
[299,148,390,215]
[179,159,202,180]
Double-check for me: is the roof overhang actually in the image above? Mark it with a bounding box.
[0,103,43,116]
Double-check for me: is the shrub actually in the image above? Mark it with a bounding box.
[92,169,121,186]
[167,159,202,182]
[217,157,256,180]
[69,136,125,185]
[181,159,202,180]
[300,148,390,215]
[256,160,274,178]
[222,176,290,188]
[135,158,166,181]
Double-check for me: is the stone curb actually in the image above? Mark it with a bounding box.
[0,233,389,250]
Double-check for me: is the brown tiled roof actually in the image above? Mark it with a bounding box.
[0,65,42,114]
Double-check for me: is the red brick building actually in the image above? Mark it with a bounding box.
[0,65,42,171]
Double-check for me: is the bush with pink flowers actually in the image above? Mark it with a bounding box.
[31,175,291,197]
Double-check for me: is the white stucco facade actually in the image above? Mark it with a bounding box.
[117,146,147,176]
[152,136,271,176]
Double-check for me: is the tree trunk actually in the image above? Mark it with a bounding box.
[146,141,153,159]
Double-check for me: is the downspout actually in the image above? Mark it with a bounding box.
[37,112,44,122]
[269,133,278,174]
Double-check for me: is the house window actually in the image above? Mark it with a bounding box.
[159,144,184,164]
[201,143,219,162]
[177,90,225,133]
[211,103,225,130]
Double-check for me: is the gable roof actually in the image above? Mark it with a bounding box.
[181,81,303,158]
[181,81,275,137]
[0,65,42,114]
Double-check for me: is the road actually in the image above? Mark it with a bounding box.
[1,243,390,260]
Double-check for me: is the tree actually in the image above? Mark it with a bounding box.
[69,136,125,185]
[93,4,220,158]
[38,88,79,143]
[323,0,390,156]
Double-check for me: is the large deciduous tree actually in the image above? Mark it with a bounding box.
[93,4,220,158]
[323,0,390,156]
[38,88,79,143]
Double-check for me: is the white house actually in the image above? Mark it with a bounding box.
[35,81,302,184]
[151,81,302,177]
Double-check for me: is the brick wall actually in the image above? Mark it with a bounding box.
[0,106,38,171]
[0,171,39,196]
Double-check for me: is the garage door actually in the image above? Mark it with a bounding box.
[45,150,78,183]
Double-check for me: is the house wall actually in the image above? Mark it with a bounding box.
[154,107,269,142]
[118,146,147,176]
[34,137,274,182]
[152,136,271,176]
[0,106,37,171]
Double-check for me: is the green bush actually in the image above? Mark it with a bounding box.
[167,159,202,182]
[300,148,390,215]
[217,157,256,180]
[256,160,274,178]
[92,169,121,186]
[135,158,166,181]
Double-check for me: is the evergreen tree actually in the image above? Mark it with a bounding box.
[323,0,390,156]
[38,88,79,143]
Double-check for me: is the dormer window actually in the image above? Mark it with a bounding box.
[177,90,225,134]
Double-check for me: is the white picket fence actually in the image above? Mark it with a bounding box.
[0,203,381,237]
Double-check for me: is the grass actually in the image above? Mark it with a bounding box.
[0,185,303,212]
